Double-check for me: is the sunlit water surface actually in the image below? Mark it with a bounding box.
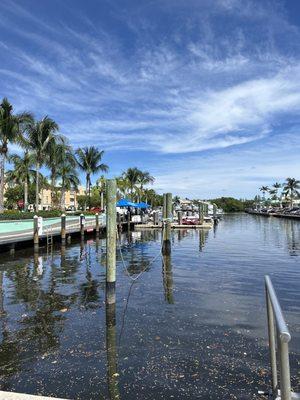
[0,214,299,399]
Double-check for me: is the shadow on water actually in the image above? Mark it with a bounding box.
[0,214,299,399]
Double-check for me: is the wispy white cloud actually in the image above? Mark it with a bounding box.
[0,0,300,195]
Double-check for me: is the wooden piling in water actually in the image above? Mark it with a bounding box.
[33,215,39,251]
[162,193,172,255]
[127,210,131,231]
[95,213,100,235]
[162,254,174,304]
[213,203,217,222]
[106,179,117,305]
[177,210,182,225]
[163,193,167,219]
[106,302,119,399]
[61,214,66,244]
[199,202,204,225]
[153,211,159,225]
[204,203,209,217]
[80,214,85,237]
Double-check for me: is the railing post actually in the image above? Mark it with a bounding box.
[95,212,100,235]
[106,179,117,305]
[266,290,278,395]
[33,215,39,251]
[61,214,66,244]
[279,340,291,400]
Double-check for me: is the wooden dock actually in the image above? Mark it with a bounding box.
[0,219,135,251]
[246,210,300,220]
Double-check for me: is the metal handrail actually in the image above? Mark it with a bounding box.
[265,276,291,343]
[265,275,293,400]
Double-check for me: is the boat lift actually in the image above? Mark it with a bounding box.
[260,276,300,399]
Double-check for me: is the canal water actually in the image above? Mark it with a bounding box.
[0,214,299,399]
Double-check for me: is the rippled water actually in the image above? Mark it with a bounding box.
[0,213,299,399]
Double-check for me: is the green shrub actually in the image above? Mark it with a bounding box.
[0,210,62,220]
[210,197,255,213]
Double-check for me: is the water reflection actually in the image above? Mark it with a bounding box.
[106,302,120,400]
[0,215,298,399]
[198,229,209,252]
[162,255,174,304]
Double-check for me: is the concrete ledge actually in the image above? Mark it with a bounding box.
[0,391,69,400]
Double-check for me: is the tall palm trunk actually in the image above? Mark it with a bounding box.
[88,179,91,210]
[35,162,40,212]
[84,175,89,211]
[51,169,56,209]
[60,182,66,212]
[24,180,28,212]
[0,151,6,213]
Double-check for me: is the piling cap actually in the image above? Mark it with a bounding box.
[61,213,66,217]
[34,215,38,218]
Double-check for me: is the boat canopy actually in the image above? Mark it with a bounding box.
[135,202,150,209]
[116,199,137,207]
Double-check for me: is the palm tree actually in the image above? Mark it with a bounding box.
[116,176,129,200]
[283,178,300,206]
[0,98,33,212]
[137,171,154,202]
[46,138,73,207]
[75,147,108,209]
[269,182,282,204]
[96,175,106,209]
[57,163,80,211]
[122,167,142,201]
[25,117,61,211]
[259,186,269,202]
[7,152,35,211]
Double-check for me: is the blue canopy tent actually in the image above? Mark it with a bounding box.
[135,202,150,209]
[116,199,137,207]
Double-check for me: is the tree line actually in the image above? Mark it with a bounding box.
[259,178,300,206]
[0,98,159,212]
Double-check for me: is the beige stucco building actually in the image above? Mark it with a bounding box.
[28,187,86,211]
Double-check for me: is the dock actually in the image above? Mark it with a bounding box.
[0,216,135,251]
[246,210,300,220]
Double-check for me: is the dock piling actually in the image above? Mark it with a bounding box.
[80,214,85,237]
[163,193,167,219]
[199,202,204,225]
[213,203,218,223]
[162,193,172,255]
[106,179,117,305]
[61,214,66,244]
[95,213,100,235]
[177,210,182,225]
[33,215,39,251]
[106,301,120,399]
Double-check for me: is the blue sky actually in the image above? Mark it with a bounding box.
[1,0,300,198]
